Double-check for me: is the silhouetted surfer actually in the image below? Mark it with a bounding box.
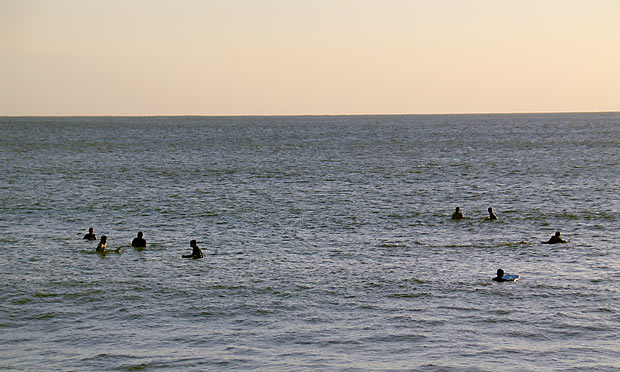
[492,268,518,282]
[183,240,203,259]
[492,269,508,282]
[131,231,147,248]
[543,231,568,244]
[487,207,498,220]
[451,207,464,219]
[83,227,96,240]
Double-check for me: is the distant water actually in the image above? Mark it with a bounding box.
[1,114,619,372]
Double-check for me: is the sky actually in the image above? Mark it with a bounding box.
[1,0,619,115]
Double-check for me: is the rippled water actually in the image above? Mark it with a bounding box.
[1,114,619,371]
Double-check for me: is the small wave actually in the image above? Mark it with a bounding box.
[364,281,383,288]
[35,312,56,320]
[125,362,155,371]
[387,292,431,299]
[376,242,409,248]
[405,278,426,284]
[10,297,33,305]
[596,307,614,313]
[362,333,427,343]
[498,241,532,247]
[33,292,59,298]
[81,353,136,363]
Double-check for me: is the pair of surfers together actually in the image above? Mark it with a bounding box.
[84,228,203,258]
[84,228,145,253]
[451,207,498,220]
[491,231,569,282]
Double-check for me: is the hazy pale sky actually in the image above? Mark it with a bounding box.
[1,0,619,115]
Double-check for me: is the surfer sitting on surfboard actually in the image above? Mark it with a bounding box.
[183,240,203,259]
[543,231,568,244]
[131,231,147,248]
[96,235,121,253]
[451,207,464,219]
[83,227,96,240]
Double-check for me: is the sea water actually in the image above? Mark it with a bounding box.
[0,114,618,371]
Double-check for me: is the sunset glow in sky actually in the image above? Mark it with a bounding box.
[1,0,619,115]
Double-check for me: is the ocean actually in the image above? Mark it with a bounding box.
[1,113,618,371]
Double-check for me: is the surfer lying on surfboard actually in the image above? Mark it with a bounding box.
[542,231,568,244]
[492,269,519,282]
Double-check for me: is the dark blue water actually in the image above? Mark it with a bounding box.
[1,114,619,371]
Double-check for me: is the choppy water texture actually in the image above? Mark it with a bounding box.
[1,114,619,371]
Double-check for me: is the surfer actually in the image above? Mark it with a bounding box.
[487,207,498,220]
[543,231,568,244]
[83,227,97,240]
[96,235,121,253]
[96,235,107,252]
[493,268,519,282]
[183,240,203,259]
[131,231,147,248]
[492,269,507,282]
[451,207,464,219]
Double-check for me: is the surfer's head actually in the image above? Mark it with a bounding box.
[88,227,94,233]
[100,235,107,243]
[496,269,504,278]
[137,231,143,238]
[190,239,197,247]
[555,231,561,237]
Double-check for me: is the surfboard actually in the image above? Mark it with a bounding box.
[502,274,519,281]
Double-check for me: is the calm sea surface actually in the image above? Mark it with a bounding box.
[1,114,619,371]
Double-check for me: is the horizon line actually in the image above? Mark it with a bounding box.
[1,110,619,118]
